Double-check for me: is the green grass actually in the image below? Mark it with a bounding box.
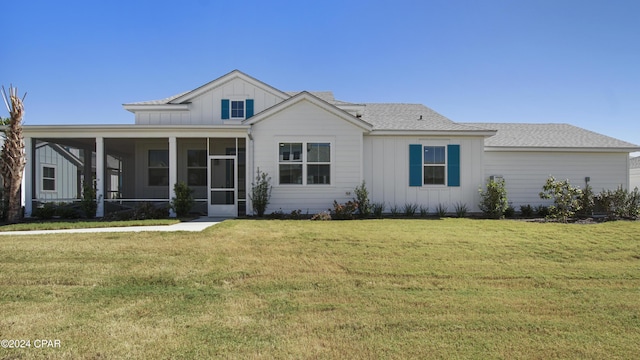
[0,219,180,231]
[0,219,639,359]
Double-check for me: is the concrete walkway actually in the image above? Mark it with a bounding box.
[0,217,224,236]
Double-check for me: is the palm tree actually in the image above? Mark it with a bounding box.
[1,86,27,223]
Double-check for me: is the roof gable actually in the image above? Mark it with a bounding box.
[243,91,372,132]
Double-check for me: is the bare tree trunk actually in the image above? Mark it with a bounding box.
[2,86,26,223]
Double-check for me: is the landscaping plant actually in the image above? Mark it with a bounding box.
[171,181,194,217]
[478,177,509,219]
[539,176,582,222]
[250,168,272,217]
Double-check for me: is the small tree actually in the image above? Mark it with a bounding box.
[250,168,272,217]
[539,176,582,223]
[1,86,27,223]
[478,177,509,219]
[353,181,371,218]
[80,182,98,218]
[171,181,194,217]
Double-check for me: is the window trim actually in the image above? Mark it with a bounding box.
[423,145,447,186]
[41,164,56,192]
[230,100,245,119]
[277,140,333,186]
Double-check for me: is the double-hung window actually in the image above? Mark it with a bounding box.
[221,99,254,120]
[409,144,460,187]
[279,142,331,185]
[230,100,245,119]
[42,165,56,191]
[423,146,446,185]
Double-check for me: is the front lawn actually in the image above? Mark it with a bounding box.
[0,219,180,232]
[0,219,639,359]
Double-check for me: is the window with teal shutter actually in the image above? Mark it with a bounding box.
[246,99,254,118]
[221,99,230,119]
[409,144,422,186]
[447,144,460,187]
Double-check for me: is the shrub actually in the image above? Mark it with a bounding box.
[596,186,640,220]
[80,183,98,219]
[354,181,371,218]
[268,209,285,219]
[520,204,534,217]
[419,205,429,218]
[331,200,358,220]
[454,202,468,218]
[250,168,272,217]
[503,204,516,218]
[577,184,595,218]
[435,203,448,217]
[535,205,550,218]
[403,203,418,217]
[539,176,582,222]
[372,202,385,218]
[478,178,508,219]
[32,202,56,220]
[389,204,401,217]
[289,209,305,220]
[57,203,81,219]
[132,202,169,220]
[311,211,332,221]
[171,182,194,217]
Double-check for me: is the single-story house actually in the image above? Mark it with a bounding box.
[20,70,640,217]
[630,156,640,190]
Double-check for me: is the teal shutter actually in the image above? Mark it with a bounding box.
[245,99,254,118]
[447,144,460,187]
[409,144,423,186]
[221,99,230,119]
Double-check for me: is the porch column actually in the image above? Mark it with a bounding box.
[95,137,105,217]
[23,137,33,217]
[168,136,177,217]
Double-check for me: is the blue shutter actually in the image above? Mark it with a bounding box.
[409,144,423,186]
[245,99,254,118]
[221,99,230,120]
[447,144,460,187]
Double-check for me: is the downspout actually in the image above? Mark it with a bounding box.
[248,125,254,216]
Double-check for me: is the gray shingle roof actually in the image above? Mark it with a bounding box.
[362,103,489,132]
[631,156,640,169]
[124,92,188,105]
[462,122,639,149]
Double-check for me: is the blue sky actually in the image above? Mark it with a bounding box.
[3,0,639,152]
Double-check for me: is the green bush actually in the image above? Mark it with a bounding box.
[372,202,385,218]
[577,184,595,217]
[32,202,57,220]
[504,204,516,218]
[435,203,448,217]
[80,183,98,219]
[419,205,429,218]
[250,168,272,217]
[454,202,468,218]
[596,186,640,220]
[535,205,550,218]
[539,176,582,222]
[171,181,194,217]
[478,178,508,219]
[403,203,418,217]
[520,204,534,217]
[354,181,371,218]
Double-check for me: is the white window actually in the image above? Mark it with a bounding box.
[230,100,245,119]
[42,165,56,191]
[279,142,331,185]
[423,146,446,185]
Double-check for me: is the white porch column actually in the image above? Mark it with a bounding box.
[169,136,177,217]
[95,137,105,217]
[23,137,33,217]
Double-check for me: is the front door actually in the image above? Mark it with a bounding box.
[208,156,237,217]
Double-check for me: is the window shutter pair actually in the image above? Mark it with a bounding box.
[408,144,460,187]
[221,99,254,119]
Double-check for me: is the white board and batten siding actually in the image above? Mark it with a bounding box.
[251,100,365,214]
[483,151,630,208]
[36,144,79,201]
[135,77,286,125]
[631,168,640,190]
[363,136,486,212]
